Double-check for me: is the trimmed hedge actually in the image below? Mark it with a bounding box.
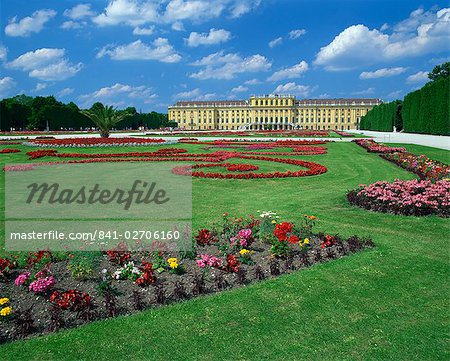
[360,101,398,132]
[402,77,449,135]
[361,77,449,135]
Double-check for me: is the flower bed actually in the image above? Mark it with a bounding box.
[333,130,354,137]
[0,148,20,154]
[7,147,328,180]
[172,155,327,179]
[153,130,330,138]
[380,152,450,181]
[354,139,406,153]
[24,137,172,148]
[180,139,327,146]
[0,212,373,343]
[347,179,450,217]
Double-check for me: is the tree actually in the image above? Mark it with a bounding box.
[428,62,450,82]
[81,104,130,137]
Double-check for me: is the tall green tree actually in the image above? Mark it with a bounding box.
[428,62,450,82]
[81,104,130,137]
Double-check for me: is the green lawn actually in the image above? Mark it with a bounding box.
[0,142,448,360]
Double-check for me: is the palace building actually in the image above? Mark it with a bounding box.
[168,94,382,131]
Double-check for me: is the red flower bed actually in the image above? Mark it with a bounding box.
[347,179,450,217]
[333,130,354,137]
[380,152,449,181]
[26,137,167,147]
[50,290,91,311]
[226,164,259,172]
[180,139,327,146]
[172,155,327,179]
[354,139,405,153]
[54,148,188,159]
[26,149,58,159]
[0,148,20,153]
[8,145,329,179]
[0,257,14,279]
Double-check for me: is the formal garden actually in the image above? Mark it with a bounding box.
[0,134,448,360]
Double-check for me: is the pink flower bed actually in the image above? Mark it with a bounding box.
[381,152,450,181]
[347,179,450,217]
[354,139,406,153]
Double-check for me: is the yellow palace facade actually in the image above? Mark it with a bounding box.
[168,94,382,131]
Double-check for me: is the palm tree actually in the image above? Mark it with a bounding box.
[81,105,129,138]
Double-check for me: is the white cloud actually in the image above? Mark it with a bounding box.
[267,60,309,82]
[352,87,375,95]
[97,38,181,63]
[406,71,429,84]
[64,4,95,19]
[190,52,271,80]
[0,45,7,62]
[231,85,248,92]
[288,29,306,39]
[163,0,224,23]
[133,26,154,35]
[61,21,84,30]
[186,28,231,47]
[93,0,158,26]
[268,37,283,48]
[7,48,83,81]
[274,82,313,97]
[386,90,402,99]
[35,83,48,91]
[171,21,185,31]
[93,0,261,28]
[79,83,157,107]
[57,88,74,98]
[0,77,16,98]
[314,7,450,70]
[380,23,389,31]
[62,4,95,29]
[5,9,56,37]
[360,67,407,79]
[190,51,240,66]
[244,78,261,85]
[314,25,389,71]
[173,88,217,100]
[229,0,261,18]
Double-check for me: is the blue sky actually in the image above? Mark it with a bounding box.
[0,0,449,112]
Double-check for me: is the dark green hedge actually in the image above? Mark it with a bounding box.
[402,77,449,135]
[360,101,398,132]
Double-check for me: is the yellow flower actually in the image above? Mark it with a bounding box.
[239,249,250,255]
[167,258,178,269]
[0,306,12,316]
[0,298,9,306]
[271,220,277,224]
[303,238,310,244]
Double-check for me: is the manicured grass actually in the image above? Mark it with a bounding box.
[0,142,448,360]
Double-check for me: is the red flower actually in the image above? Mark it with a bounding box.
[106,242,131,265]
[50,289,91,311]
[136,262,156,286]
[274,222,294,241]
[0,148,20,153]
[195,229,215,246]
[225,254,240,273]
[288,235,299,244]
